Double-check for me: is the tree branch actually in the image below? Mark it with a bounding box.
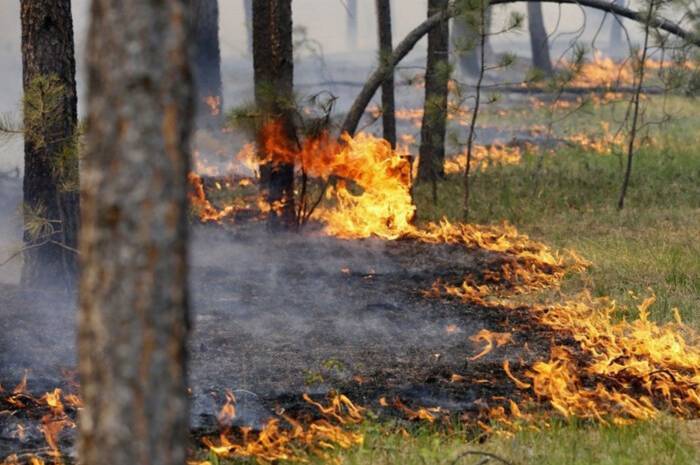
[340,0,699,138]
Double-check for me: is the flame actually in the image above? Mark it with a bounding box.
[393,398,437,423]
[217,390,237,426]
[444,143,522,174]
[469,329,512,361]
[204,95,221,116]
[183,120,699,432]
[202,393,364,463]
[567,122,626,155]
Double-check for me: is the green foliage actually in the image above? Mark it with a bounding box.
[22,74,66,150]
[21,74,81,193]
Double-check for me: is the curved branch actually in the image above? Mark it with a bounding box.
[339,0,699,137]
[340,4,458,137]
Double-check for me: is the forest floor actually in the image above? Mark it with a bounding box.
[320,96,700,465]
[0,88,698,464]
[189,95,700,464]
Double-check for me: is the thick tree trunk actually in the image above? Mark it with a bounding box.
[19,0,79,291]
[527,2,553,75]
[347,0,359,50]
[376,0,396,148]
[193,0,223,130]
[78,1,193,464]
[417,0,450,182]
[253,0,296,228]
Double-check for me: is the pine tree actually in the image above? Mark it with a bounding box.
[193,0,224,130]
[376,0,396,148]
[78,0,193,464]
[527,2,553,75]
[417,0,450,182]
[253,0,296,228]
[19,0,79,290]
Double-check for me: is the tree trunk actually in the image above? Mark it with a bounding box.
[253,0,296,228]
[347,0,359,50]
[417,0,450,182]
[193,0,223,130]
[451,8,492,77]
[609,0,624,53]
[376,0,396,148]
[19,0,79,291]
[340,0,699,139]
[245,0,254,55]
[78,1,193,464]
[527,2,553,75]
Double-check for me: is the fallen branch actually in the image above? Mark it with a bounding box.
[448,450,518,465]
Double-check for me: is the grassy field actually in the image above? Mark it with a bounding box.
[206,96,700,465]
[322,417,699,465]
[407,96,699,464]
[417,95,700,329]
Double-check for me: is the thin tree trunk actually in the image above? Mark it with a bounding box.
[347,0,359,50]
[417,0,450,184]
[527,2,553,75]
[376,0,396,148]
[253,0,296,228]
[609,0,624,52]
[618,0,653,209]
[193,0,223,130]
[19,0,79,291]
[452,13,480,76]
[464,0,487,220]
[451,7,492,77]
[78,1,193,464]
[245,0,254,55]
[340,0,698,139]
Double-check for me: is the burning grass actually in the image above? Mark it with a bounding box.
[2,94,698,464]
[183,114,699,447]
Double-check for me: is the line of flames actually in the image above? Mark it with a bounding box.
[3,116,698,463]
[189,123,698,432]
[192,393,364,465]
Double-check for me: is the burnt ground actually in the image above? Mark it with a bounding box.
[0,220,572,460]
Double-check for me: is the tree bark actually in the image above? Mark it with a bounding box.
[253,0,296,228]
[417,0,450,182]
[245,0,254,55]
[340,0,699,139]
[527,2,553,75]
[193,0,223,130]
[347,0,359,50]
[19,0,79,291]
[376,0,396,149]
[78,1,193,464]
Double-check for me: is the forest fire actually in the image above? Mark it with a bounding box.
[0,375,79,464]
[195,393,364,464]
[184,120,700,440]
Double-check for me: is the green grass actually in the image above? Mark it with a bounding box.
[200,96,700,465]
[323,417,698,465]
[208,417,698,465]
[414,110,700,329]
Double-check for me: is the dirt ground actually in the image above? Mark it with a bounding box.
[0,220,572,459]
